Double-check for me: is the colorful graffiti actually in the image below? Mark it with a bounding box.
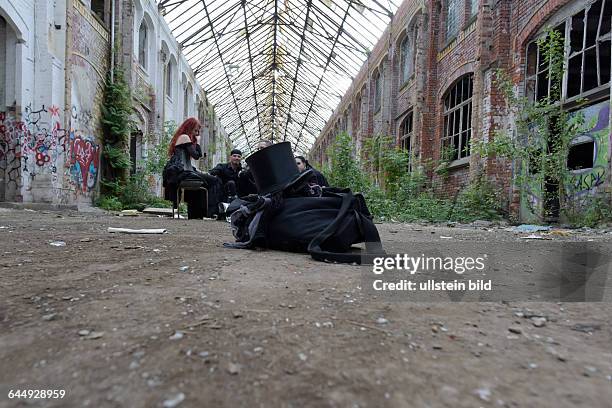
[568,102,609,196]
[68,134,99,192]
[521,100,610,221]
[0,104,101,200]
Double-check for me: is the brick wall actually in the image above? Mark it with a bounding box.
[311,0,610,221]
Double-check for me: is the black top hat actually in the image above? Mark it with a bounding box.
[246,141,313,195]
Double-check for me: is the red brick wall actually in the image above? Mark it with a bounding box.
[311,0,598,219]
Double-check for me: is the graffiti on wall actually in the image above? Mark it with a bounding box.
[0,104,101,200]
[68,133,99,192]
[0,111,25,197]
[521,100,610,220]
[568,102,609,196]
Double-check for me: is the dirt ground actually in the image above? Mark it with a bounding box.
[0,207,611,408]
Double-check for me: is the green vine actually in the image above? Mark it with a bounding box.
[473,26,609,225]
[100,67,134,196]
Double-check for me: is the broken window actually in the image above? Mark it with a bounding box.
[400,111,414,166]
[567,140,595,170]
[526,0,612,103]
[442,73,473,161]
[566,0,612,98]
[400,111,414,171]
[374,69,382,113]
[525,23,566,103]
[446,0,461,41]
[138,20,148,69]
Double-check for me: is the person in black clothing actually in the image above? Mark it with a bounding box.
[210,148,243,200]
[163,117,222,219]
[295,155,329,187]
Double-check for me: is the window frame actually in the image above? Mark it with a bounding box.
[525,0,612,106]
[374,69,382,113]
[445,0,462,42]
[138,19,148,70]
[399,110,414,170]
[442,73,473,162]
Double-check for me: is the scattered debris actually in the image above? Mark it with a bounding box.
[439,236,453,239]
[42,313,57,321]
[520,235,551,240]
[508,327,522,334]
[119,210,140,216]
[531,317,547,327]
[169,331,184,340]
[49,241,66,247]
[571,323,601,334]
[179,266,189,272]
[547,230,572,237]
[78,330,90,336]
[227,362,241,375]
[84,331,104,340]
[162,392,185,408]
[474,387,491,402]
[107,227,167,234]
[298,352,308,361]
[546,346,567,362]
[512,224,552,233]
[376,317,389,325]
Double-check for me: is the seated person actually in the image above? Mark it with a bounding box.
[237,139,273,197]
[210,149,243,201]
[163,117,222,219]
[295,155,329,187]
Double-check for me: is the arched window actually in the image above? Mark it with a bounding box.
[442,73,473,161]
[526,0,612,103]
[374,69,382,112]
[354,93,362,131]
[165,60,174,98]
[399,33,415,85]
[138,20,147,69]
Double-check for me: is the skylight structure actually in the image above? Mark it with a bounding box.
[157,0,399,154]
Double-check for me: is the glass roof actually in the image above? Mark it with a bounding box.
[157,0,399,154]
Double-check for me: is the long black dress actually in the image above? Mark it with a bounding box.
[163,143,222,219]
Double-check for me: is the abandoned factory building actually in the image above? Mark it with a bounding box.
[0,0,230,206]
[312,0,612,222]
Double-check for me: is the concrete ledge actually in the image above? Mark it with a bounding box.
[0,202,79,212]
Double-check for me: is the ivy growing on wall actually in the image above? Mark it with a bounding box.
[100,67,134,196]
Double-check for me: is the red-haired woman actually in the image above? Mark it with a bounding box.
[163,117,221,219]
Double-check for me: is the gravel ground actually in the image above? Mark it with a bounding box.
[0,207,611,408]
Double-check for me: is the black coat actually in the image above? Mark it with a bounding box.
[210,162,242,186]
[308,167,329,187]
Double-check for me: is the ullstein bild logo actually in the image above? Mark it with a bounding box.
[369,254,491,293]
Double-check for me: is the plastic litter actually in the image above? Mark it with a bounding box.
[108,227,167,234]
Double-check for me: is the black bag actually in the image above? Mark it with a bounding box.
[225,188,384,264]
